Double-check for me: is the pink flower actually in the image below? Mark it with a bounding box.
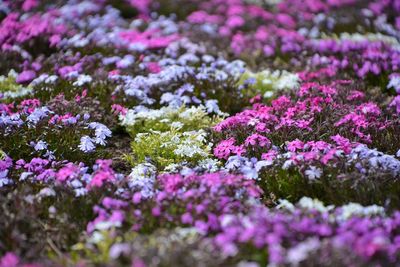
[302,151,318,161]
[347,90,365,101]
[49,34,61,46]
[263,45,274,56]
[321,149,338,165]
[111,104,128,116]
[255,122,269,133]
[330,134,353,153]
[132,192,142,204]
[108,210,125,225]
[287,139,304,152]
[181,212,193,224]
[109,70,120,76]
[22,0,39,11]
[309,141,331,151]
[214,138,237,159]
[152,206,161,217]
[271,95,291,110]
[0,252,19,267]
[262,150,278,161]
[249,94,262,104]
[295,119,313,130]
[146,62,162,73]
[187,11,222,24]
[255,27,268,41]
[226,16,245,28]
[132,258,147,267]
[357,103,381,116]
[231,33,246,55]
[89,171,110,188]
[88,160,116,188]
[129,0,151,14]
[119,29,180,49]
[276,14,296,28]
[58,63,82,78]
[56,164,78,182]
[335,113,368,128]
[245,134,271,148]
[233,144,246,156]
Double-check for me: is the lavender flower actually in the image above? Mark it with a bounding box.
[79,136,96,152]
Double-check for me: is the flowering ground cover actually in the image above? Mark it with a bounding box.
[1,0,400,266]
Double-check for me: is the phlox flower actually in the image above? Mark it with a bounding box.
[79,136,95,153]
[304,166,322,180]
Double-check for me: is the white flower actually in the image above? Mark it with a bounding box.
[198,158,220,172]
[0,176,12,187]
[79,136,96,152]
[117,55,135,68]
[73,74,92,86]
[94,126,112,145]
[164,163,182,173]
[27,107,51,125]
[38,187,56,197]
[45,75,58,84]
[256,160,273,171]
[298,197,334,213]
[174,143,206,157]
[74,188,88,197]
[128,163,156,198]
[282,160,293,170]
[70,179,83,188]
[2,87,32,99]
[179,105,206,119]
[286,238,320,265]
[263,90,274,98]
[171,121,184,129]
[220,214,236,227]
[277,199,295,212]
[88,122,112,145]
[305,166,322,180]
[205,99,222,114]
[387,75,400,91]
[338,203,385,221]
[34,140,48,151]
[20,172,33,181]
[274,70,299,90]
[88,231,105,244]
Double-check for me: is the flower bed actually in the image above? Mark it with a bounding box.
[1,0,400,266]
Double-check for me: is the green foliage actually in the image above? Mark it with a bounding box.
[258,167,400,209]
[71,227,227,267]
[33,79,126,109]
[0,184,99,263]
[122,105,221,138]
[0,116,109,164]
[0,149,6,160]
[126,129,212,169]
[237,68,299,98]
[122,106,220,170]
[0,70,32,101]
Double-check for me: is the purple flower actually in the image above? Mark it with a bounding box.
[16,70,36,83]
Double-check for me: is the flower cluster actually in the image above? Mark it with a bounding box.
[88,172,261,234]
[214,198,400,266]
[0,100,112,162]
[238,68,300,98]
[1,0,400,266]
